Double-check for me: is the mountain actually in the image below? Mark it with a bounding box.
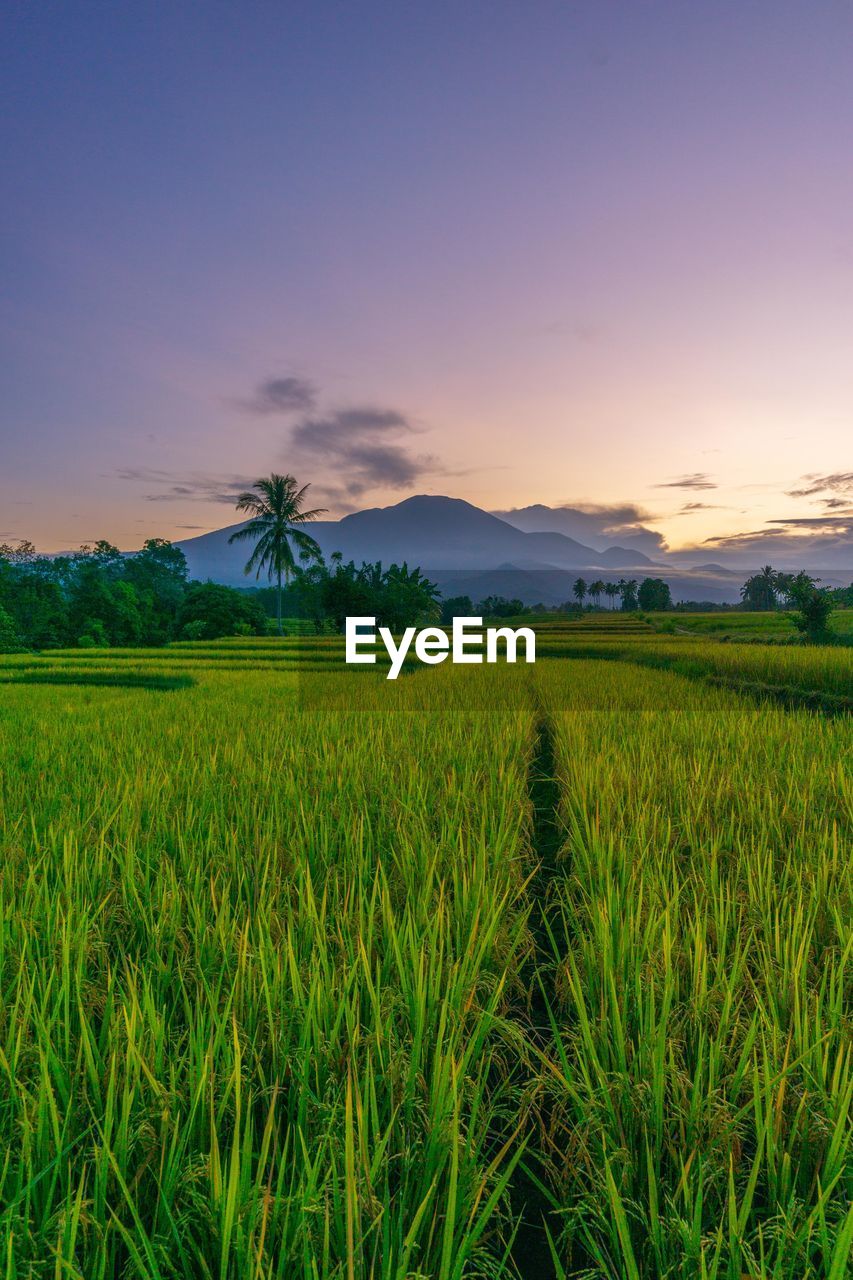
[493,503,662,560]
[596,545,656,567]
[175,493,813,603]
[686,562,740,575]
[176,495,648,585]
[493,503,603,542]
[318,496,598,567]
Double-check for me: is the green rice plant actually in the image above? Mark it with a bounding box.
[0,666,535,1276]
[533,661,852,1278]
[0,670,195,690]
[0,635,849,1276]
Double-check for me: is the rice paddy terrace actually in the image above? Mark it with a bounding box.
[0,615,850,1278]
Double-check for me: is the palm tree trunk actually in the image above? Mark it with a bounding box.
[277,566,283,635]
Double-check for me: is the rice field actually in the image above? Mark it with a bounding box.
[650,610,853,642]
[0,623,850,1278]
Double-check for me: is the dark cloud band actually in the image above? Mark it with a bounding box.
[235,376,317,416]
[652,473,717,490]
[289,405,439,499]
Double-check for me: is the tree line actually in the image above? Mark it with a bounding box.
[0,539,449,651]
[566,576,673,611]
[0,538,267,650]
[1,475,848,650]
[739,564,849,641]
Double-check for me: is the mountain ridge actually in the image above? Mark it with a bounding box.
[175,494,660,586]
[173,493,851,604]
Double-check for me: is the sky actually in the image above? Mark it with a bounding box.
[1,0,851,565]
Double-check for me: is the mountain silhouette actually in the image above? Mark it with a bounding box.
[494,503,661,560]
[173,493,853,603]
[175,494,656,586]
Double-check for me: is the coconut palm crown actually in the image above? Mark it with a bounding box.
[228,474,326,633]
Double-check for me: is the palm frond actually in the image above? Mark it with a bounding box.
[228,474,325,590]
[289,529,324,562]
[228,519,274,545]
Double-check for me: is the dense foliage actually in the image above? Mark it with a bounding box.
[0,538,193,650]
[0,541,444,649]
[2,535,849,652]
[636,575,673,610]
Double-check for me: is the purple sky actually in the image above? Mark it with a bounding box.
[1,2,851,563]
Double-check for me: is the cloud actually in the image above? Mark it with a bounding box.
[705,513,853,543]
[571,501,657,524]
[570,502,666,549]
[767,512,853,529]
[234,376,317,416]
[116,468,257,504]
[121,375,449,514]
[653,473,717,490]
[289,406,441,500]
[697,513,853,567]
[786,472,853,499]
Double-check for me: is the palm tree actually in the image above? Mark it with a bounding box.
[619,578,638,611]
[228,474,326,634]
[604,582,618,610]
[740,564,780,611]
[572,577,587,609]
[589,579,605,609]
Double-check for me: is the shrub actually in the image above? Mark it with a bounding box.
[787,572,836,643]
[177,582,268,640]
[77,619,109,648]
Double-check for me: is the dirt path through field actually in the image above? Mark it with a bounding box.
[509,691,564,1279]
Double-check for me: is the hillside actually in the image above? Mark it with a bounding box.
[176,495,654,585]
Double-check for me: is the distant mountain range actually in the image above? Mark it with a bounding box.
[177,495,656,580]
[175,494,850,605]
[493,503,660,560]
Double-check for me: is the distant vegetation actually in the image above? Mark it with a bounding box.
[1,473,850,651]
[0,537,197,650]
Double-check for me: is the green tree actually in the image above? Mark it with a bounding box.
[125,538,188,643]
[589,579,605,609]
[89,540,124,570]
[740,565,779,611]
[572,578,587,608]
[319,559,441,632]
[773,571,796,607]
[178,582,268,640]
[786,571,835,642]
[0,540,37,565]
[229,475,326,634]
[0,602,23,652]
[604,582,619,610]
[479,595,529,619]
[381,563,441,630]
[828,581,853,607]
[637,577,672,611]
[320,559,376,631]
[619,578,639,611]
[2,569,68,647]
[440,595,475,625]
